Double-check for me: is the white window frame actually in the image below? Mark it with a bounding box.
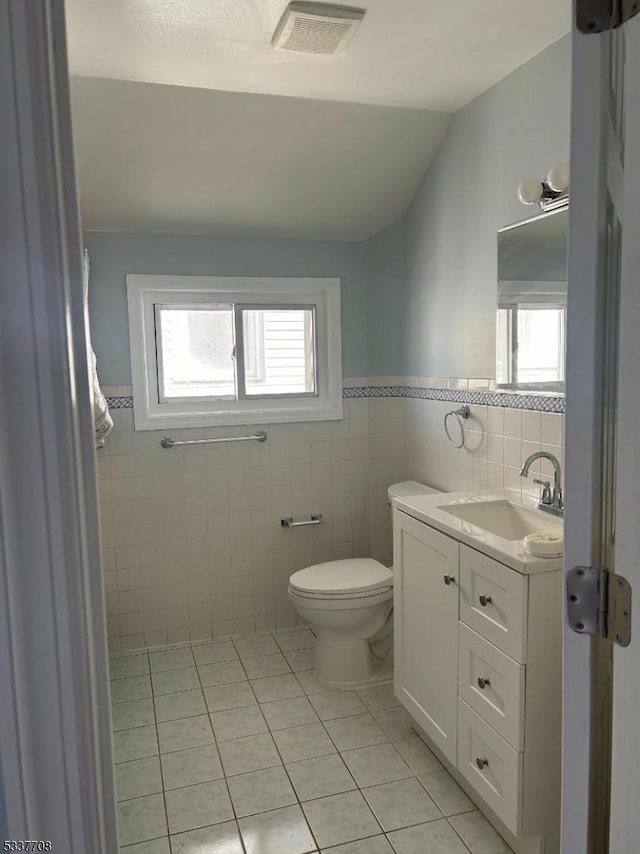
[127,275,343,429]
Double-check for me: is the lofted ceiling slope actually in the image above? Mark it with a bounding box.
[66,0,570,240]
[70,77,451,241]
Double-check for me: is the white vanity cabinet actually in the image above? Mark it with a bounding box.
[393,508,562,854]
[393,512,459,763]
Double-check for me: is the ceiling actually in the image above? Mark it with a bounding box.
[66,0,570,241]
[71,77,450,241]
[66,0,570,111]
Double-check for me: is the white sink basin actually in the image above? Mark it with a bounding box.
[437,499,561,541]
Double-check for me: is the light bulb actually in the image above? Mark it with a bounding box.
[518,179,544,205]
[546,162,569,193]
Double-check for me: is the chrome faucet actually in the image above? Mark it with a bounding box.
[519,451,564,517]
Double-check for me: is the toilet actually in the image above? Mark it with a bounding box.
[288,481,440,688]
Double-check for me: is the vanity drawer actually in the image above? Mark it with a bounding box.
[459,546,528,662]
[458,623,525,750]
[457,698,522,835]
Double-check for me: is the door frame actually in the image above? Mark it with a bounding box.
[608,14,640,853]
[0,0,116,850]
[563,6,640,854]
[562,17,610,853]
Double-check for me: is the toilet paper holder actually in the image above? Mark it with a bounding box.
[281,513,323,528]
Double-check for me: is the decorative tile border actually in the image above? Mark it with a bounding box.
[343,385,565,413]
[105,395,134,409]
[105,395,133,409]
[107,387,564,413]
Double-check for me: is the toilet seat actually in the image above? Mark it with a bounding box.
[289,558,393,600]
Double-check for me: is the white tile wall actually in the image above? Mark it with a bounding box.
[98,380,564,651]
[98,400,372,652]
[366,387,564,565]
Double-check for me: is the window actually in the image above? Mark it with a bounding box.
[497,303,566,390]
[127,276,342,429]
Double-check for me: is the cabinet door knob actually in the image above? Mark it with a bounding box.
[479,594,492,607]
[477,677,490,690]
[476,756,489,770]
[443,574,455,586]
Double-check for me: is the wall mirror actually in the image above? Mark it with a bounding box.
[497,204,568,394]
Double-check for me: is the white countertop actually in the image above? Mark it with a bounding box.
[392,491,564,575]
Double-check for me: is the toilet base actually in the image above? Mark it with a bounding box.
[314,632,394,689]
[288,585,393,690]
[315,659,394,690]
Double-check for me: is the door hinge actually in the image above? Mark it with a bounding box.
[576,0,640,34]
[567,567,632,646]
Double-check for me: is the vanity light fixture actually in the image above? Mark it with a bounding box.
[518,162,569,211]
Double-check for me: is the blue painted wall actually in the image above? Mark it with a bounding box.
[86,36,571,387]
[364,220,406,378]
[402,34,571,379]
[86,231,368,386]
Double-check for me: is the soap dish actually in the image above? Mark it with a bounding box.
[524,532,564,558]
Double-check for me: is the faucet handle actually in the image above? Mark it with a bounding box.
[533,478,553,505]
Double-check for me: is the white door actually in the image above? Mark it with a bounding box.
[393,510,459,763]
[564,7,640,853]
[0,1,116,850]
[608,12,640,853]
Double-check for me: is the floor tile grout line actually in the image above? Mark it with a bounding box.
[444,815,477,854]
[190,640,250,854]
[118,831,170,851]
[318,828,394,852]
[233,639,336,850]
[112,636,510,853]
[113,753,453,810]
[257,687,326,854]
[108,661,151,681]
[110,627,300,666]
[149,661,172,849]
[219,641,288,782]
[111,693,153,706]
[312,708,385,766]
[249,660,409,849]
[116,808,480,854]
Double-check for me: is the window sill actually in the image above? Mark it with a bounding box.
[132,396,343,431]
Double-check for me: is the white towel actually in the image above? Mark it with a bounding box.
[83,250,113,448]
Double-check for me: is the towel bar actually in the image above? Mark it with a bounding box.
[161,430,267,449]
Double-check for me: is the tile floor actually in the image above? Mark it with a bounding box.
[110,627,514,853]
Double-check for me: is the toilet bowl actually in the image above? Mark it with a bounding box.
[288,481,442,688]
[288,559,393,688]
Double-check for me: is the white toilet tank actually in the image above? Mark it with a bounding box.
[387,480,442,506]
[370,481,442,665]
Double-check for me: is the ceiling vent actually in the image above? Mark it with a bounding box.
[272,2,366,55]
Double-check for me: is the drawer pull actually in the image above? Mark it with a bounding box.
[477,677,490,690]
[479,594,493,607]
[443,574,456,586]
[476,756,489,770]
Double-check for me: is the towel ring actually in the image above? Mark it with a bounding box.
[444,405,471,449]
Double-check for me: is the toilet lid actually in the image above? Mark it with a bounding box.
[289,559,393,596]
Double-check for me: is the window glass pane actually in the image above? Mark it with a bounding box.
[242,308,316,396]
[516,307,565,383]
[158,306,236,400]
